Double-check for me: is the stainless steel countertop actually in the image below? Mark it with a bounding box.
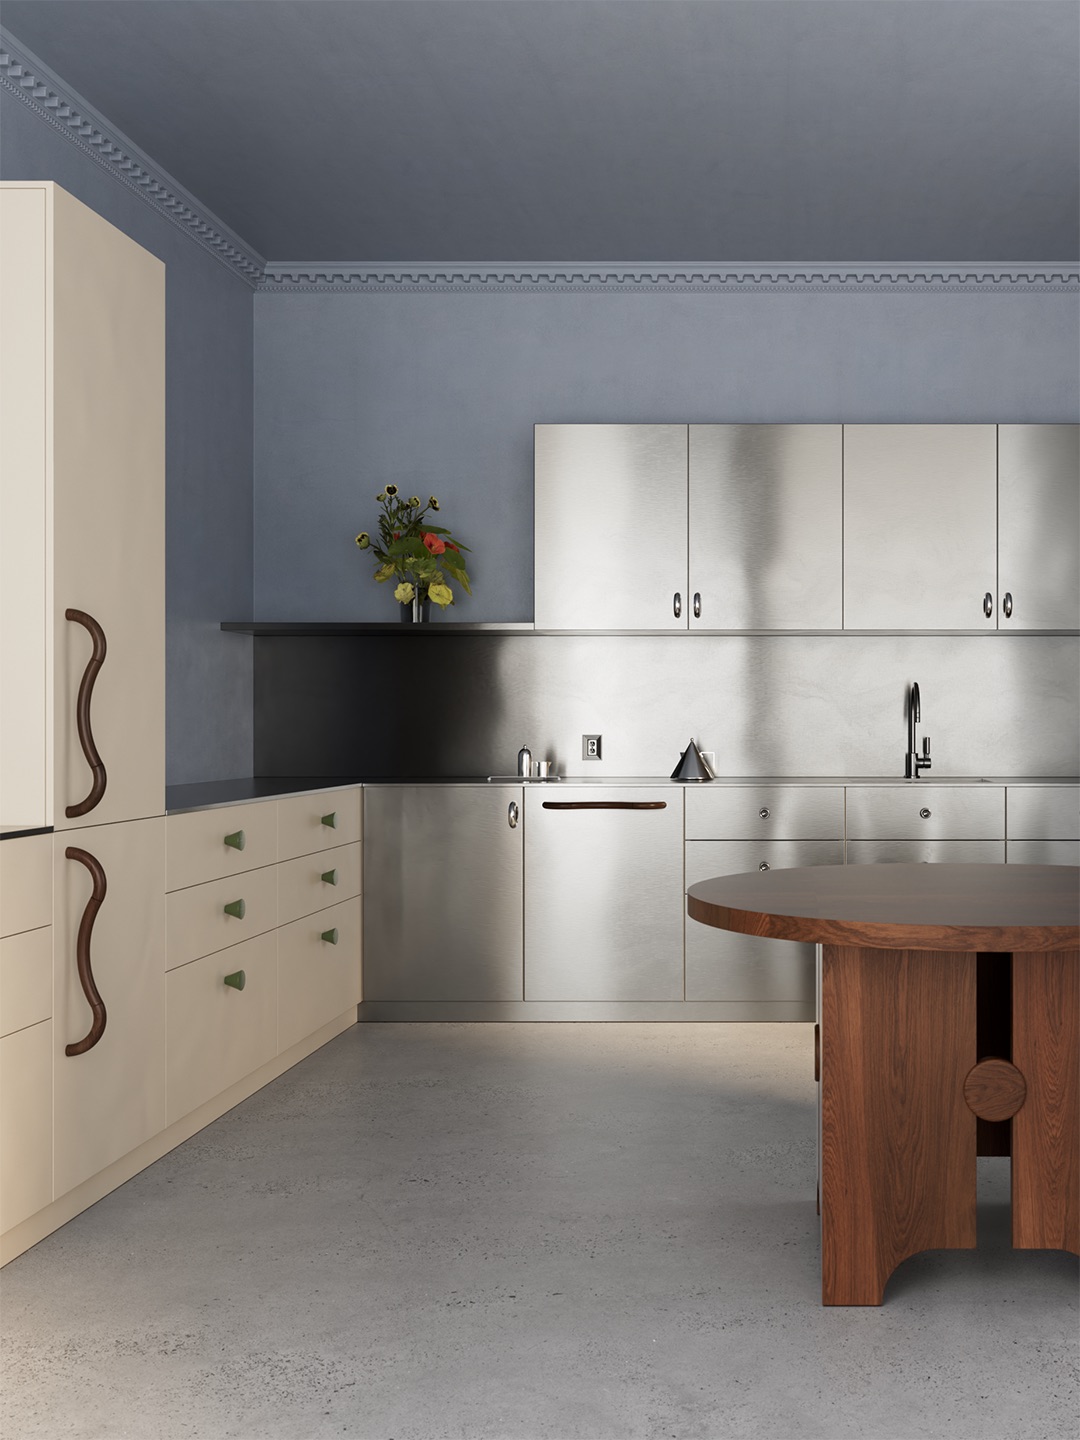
[163,774,1080,814]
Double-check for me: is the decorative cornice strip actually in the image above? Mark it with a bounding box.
[259,264,1080,294]
[0,29,265,286]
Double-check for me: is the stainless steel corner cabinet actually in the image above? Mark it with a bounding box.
[362,785,525,1002]
[534,424,843,630]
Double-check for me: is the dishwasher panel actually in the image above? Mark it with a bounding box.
[524,787,684,1001]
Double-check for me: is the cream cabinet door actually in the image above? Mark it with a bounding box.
[53,817,166,1198]
[50,185,165,829]
[0,1019,52,1233]
[998,425,1080,631]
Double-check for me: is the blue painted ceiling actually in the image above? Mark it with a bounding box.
[2,0,1077,261]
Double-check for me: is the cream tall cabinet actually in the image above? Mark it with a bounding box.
[0,181,165,832]
[0,182,166,1263]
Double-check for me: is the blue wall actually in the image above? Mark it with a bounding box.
[253,289,1080,622]
[1,88,254,785]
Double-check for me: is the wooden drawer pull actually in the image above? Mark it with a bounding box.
[963,1056,1026,1121]
[223,898,246,920]
[65,846,108,1056]
[321,812,337,829]
[223,969,246,991]
[321,869,338,886]
[64,609,108,818]
[224,830,245,851]
[321,927,339,945]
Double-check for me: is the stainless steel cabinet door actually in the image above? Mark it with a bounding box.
[689,425,842,629]
[524,787,684,1001]
[846,840,1005,864]
[534,425,688,629]
[363,786,523,1002]
[843,425,997,629]
[685,840,842,1006]
[998,425,1079,630]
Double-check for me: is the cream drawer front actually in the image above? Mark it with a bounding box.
[277,843,362,927]
[278,898,361,1053]
[1008,840,1080,866]
[685,787,843,840]
[845,786,1004,840]
[277,789,361,862]
[0,1018,52,1233]
[847,840,1005,864]
[0,926,51,1037]
[0,833,52,937]
[166,864,277,973]
[166,801,277,892]
[1007,787,1079,840]
[166,931,278,1126]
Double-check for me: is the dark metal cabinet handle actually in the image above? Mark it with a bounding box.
[508,801,519,829]
[1003,592,1013,619]
[64,609,108,818]
[692,592,701,619]
[64,846,108,1056]
[541,801,668,810]
[983,592,993,618]
[673,592,682,619]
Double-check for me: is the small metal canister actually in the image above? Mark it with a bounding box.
[517,744,532,777]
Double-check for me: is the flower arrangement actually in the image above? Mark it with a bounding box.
[355,486,472,612]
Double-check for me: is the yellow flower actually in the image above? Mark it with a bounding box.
[355,532,370,548]
[429,496,440,510]
[394,581,415,605]
[385,484,398,497]
[374,563,395,583]
[428,582,453,608]
[407,496,421,508]
[375,491,386,502]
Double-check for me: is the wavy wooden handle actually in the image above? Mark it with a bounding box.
[541,801,668,810]
[65,609,108,818]
[64,846,108,1056]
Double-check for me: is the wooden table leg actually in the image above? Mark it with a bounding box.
[820,945,977,1305]
[1012,950,1079,1255]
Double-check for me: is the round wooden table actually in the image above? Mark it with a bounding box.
[687,864,1079,1306]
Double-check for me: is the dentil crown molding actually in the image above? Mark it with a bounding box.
[0,29,265,285]
[258,264,1079,294]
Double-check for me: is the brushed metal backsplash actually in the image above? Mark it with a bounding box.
[254,633,1079,779]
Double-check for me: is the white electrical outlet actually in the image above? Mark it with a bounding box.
[582,734,602,760]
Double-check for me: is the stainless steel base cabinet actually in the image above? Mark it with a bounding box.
[524,787,684,1001]
[363,785,524,1002]
[684,840,841,1008]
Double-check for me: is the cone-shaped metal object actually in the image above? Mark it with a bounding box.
[670,738,714,782]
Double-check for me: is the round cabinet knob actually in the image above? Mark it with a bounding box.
[223,830,245,851]
[759,807,771,820]
[919,808,931,819]
[223,970,246,991]
[758,861,770,872]
[223,898,246,920]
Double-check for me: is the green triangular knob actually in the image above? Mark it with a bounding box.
[224,830,245,851]
[321,812,337,829]
[223,898,246,919]
[320,927,339,945]
[321,868,338,886]
[223,970,246,991]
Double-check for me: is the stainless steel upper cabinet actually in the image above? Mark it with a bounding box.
[689,425,842,629]
[534,424,688,629]
[843,425,997,629]
[998,425,1079,630]
[362,785,524,1002]
[524,787,684,1002]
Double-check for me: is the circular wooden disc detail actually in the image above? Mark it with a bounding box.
[963,1057,1027,1122]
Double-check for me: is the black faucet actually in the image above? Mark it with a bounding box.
[906,682,932,779]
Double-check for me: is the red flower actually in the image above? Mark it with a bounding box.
[423,532,446,555]
[446,542,459,552]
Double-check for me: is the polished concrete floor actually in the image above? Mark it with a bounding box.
[1,1023,1076,1440]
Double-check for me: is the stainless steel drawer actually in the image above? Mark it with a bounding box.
[685,786,844,840]
[846,840,1005,864]
[685,840,841,1005]
[1006,786,1079,841]
[1007,840,1080,866]
[844,786,1004,840]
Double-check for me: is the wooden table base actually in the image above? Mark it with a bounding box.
[820,945,1079,1306]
